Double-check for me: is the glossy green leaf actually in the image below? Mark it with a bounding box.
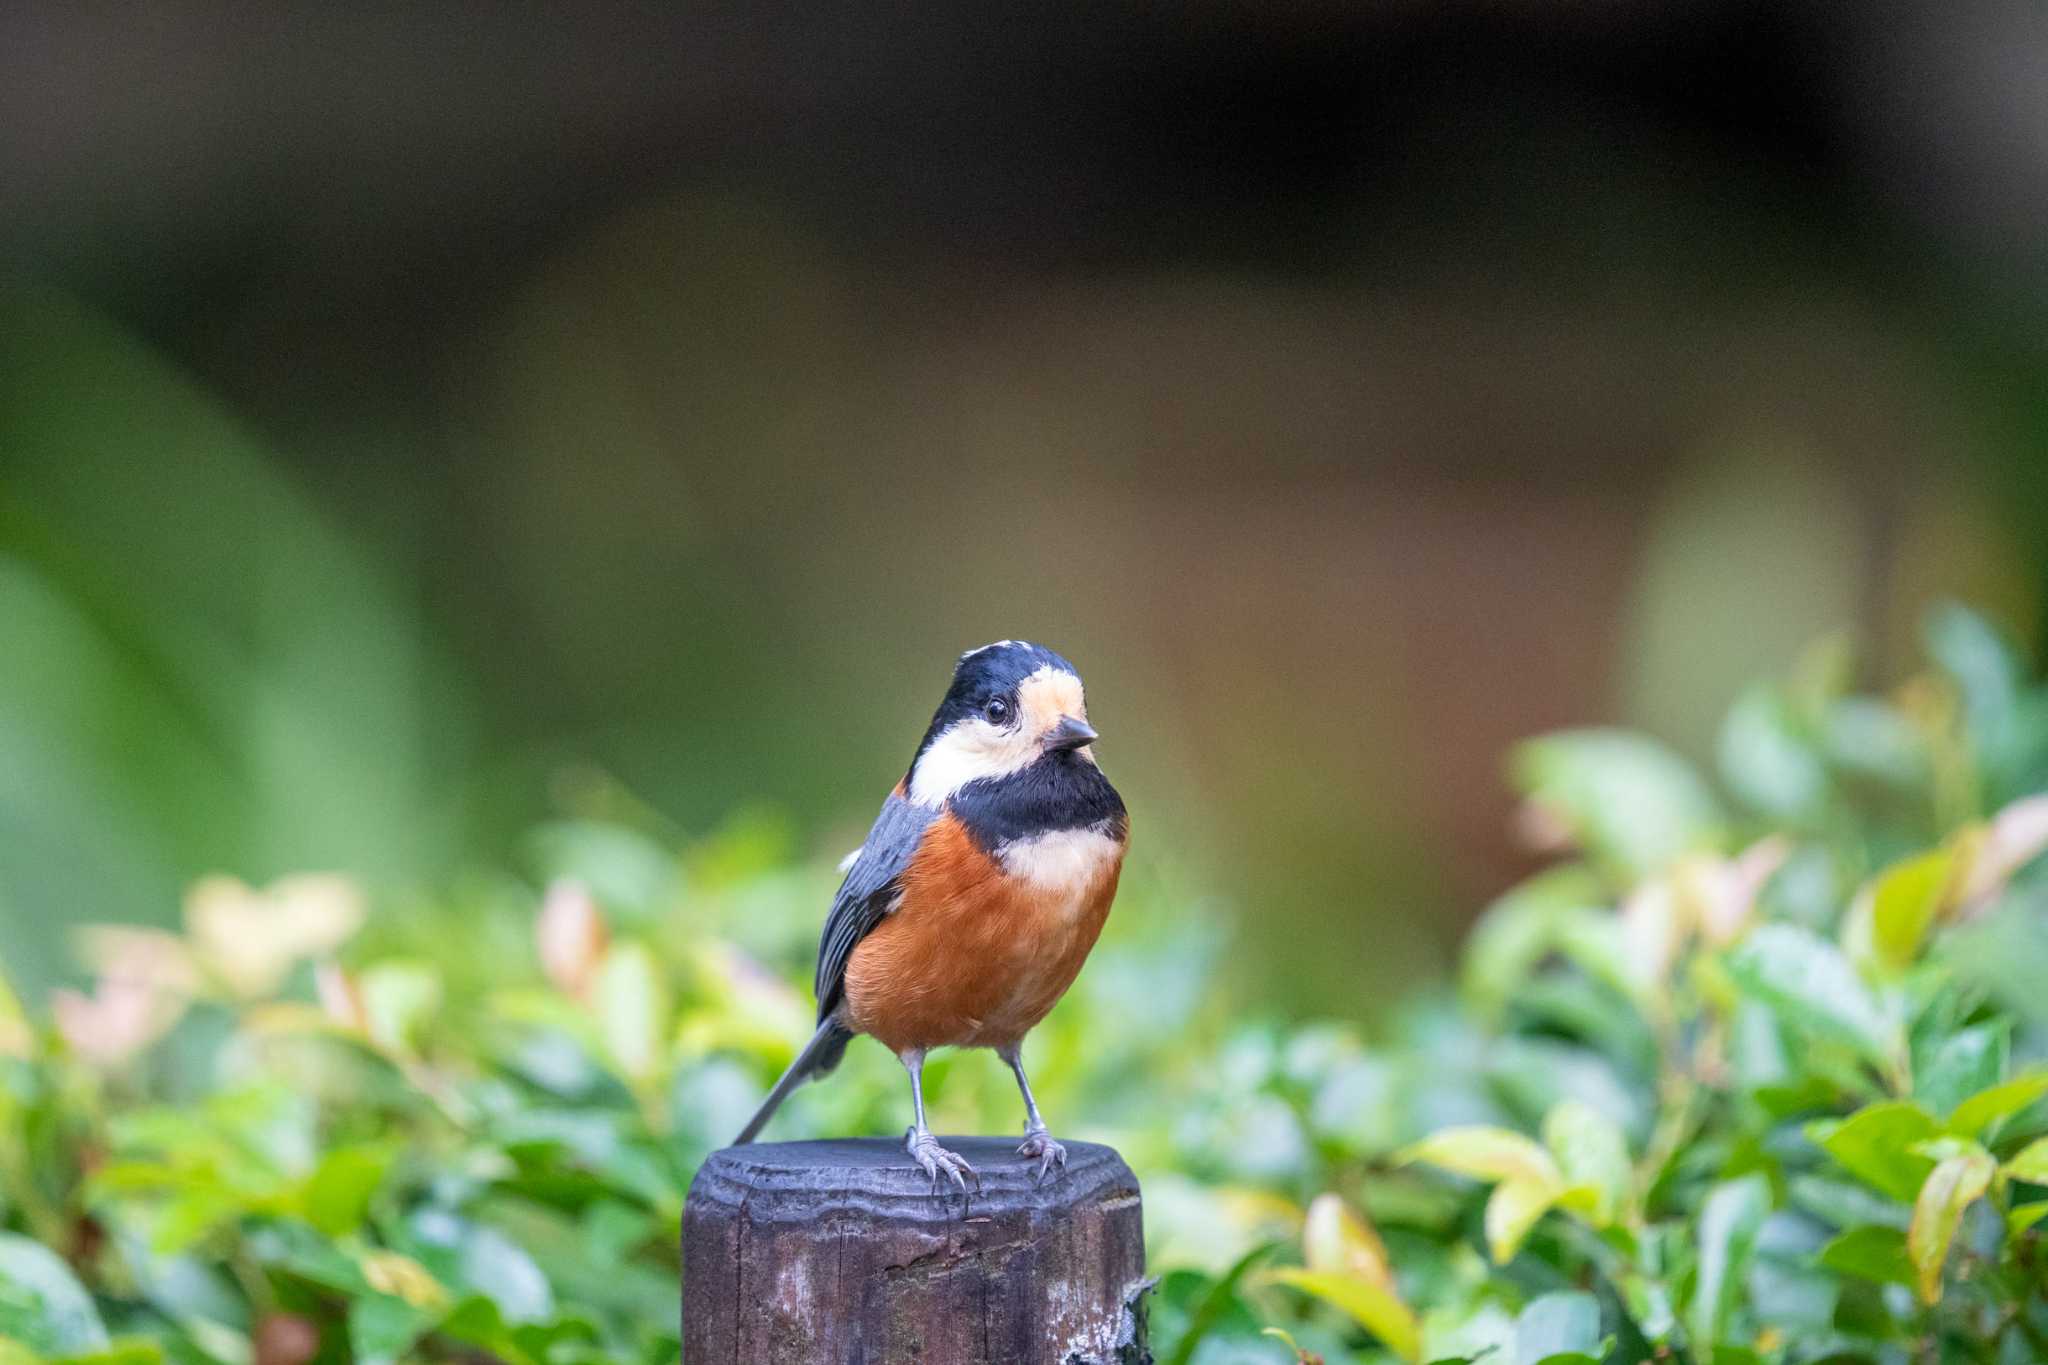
[1511,730,1722,878]
[1914,1022,2007,1121]
[1726,924,1898,1072]
[1513,1292,1600,1365]
[348,1292,438,1365]
[1926,603,2020,740]
[1719,683,1828,821]
[1908,1147,1995,1304]
[1815,1225,1913,1287]
[0,1234,110,1355]
[1691,1175,1769,1350]
[1541,1099,1630,1225]
[1462,865,1604,1022]
[1808,1102,1940,1201]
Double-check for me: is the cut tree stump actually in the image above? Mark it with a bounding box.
[683,1137,1149,1364]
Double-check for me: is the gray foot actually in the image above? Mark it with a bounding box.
[1017,1126,1067,1183]
[906,1128,978,1192]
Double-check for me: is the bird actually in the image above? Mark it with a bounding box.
[733,640,1128,1187]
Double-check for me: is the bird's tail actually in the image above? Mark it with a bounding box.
[732,1019,853,1145]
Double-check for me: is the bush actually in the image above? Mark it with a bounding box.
[2,605,2046,1365]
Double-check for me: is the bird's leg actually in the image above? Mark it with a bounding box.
[899,1049,977,1192]
[999,1043,1067,1182]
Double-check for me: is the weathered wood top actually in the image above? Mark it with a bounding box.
[688,1137,1137,1224]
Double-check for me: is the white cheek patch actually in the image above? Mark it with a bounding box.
[997,827,1122,905]
[908,665,1092,806]
[908,719,1040,804]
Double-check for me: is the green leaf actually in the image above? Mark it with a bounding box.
[1788,1174,1911,1231]
[1397,1127,1563,1189]
[348,1292,438,1365]
[1541,1099,1630,1225]
[299,1143,394,1236]
[1815,1225,1913,1287]
[1484,1179,1557,1265]
[1302,1193,1392,1288]
[2004,1136,2048,1184]
[595,941,668,1080]
[1511,730,1722,879]
[358,960,441,1053]
[411,1215,556,1327]
[2007,1203,2048,1238]
[1908,1147,1995,1304]
[1420,1304,1517,1365]
[1926,603,2020,741]
[1462,865,1604,1023]
[1691,1175,1769,1350]
[49,1341,166,1365]
[0,1233,110,1355]
[1514,1292,1600,1365]
[1725,924,1898,1074]
[1719,683,1828,822]
[1868,849,1956,970]
[1914,1022,2008,1121]
[1808,1102,1940,1201]
[1263,1268,1421,1363]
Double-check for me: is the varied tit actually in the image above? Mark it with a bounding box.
[734,640,1128,1187]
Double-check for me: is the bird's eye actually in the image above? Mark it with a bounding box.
[983,697,1011,724]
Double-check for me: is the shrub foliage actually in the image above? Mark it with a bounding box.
[2,605,2047,1365]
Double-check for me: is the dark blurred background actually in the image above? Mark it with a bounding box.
[3,0,2045,1007]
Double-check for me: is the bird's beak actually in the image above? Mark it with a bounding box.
[1046,715,1099,752]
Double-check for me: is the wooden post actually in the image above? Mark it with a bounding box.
[683,1137,1149,1364]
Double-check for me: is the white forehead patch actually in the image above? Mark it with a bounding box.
[959,639,1025,661]
[908,665,1092,806]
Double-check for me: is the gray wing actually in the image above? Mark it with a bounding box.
[813,792,938,1022]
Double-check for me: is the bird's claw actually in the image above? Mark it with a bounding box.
[906,1129,979,1193]
[1017,1127,1067,1183]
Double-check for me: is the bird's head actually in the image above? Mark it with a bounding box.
[906,640,1099,805]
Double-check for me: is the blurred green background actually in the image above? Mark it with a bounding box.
[2,1,2045,1009]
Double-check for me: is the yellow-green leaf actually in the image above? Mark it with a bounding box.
[1484,1178,1557,1264]
[1908,1148,1995,1305]
[1303,1193,1393,1290]
[2004,1136,2048,1184]
[595,940,669,1080]
[2006,1203,2048,1240]
[1867,848,1955,970]
[298,1143,393,1236]
[1263,1267,1422,1363]
[1398,1127,1563,1190]
[1948,1072,2048,1139]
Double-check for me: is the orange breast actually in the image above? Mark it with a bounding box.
[841,813,1125,1053]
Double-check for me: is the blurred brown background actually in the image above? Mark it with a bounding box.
[2,0,2044,1007]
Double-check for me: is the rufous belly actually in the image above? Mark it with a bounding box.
[842,815,1124,1053]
